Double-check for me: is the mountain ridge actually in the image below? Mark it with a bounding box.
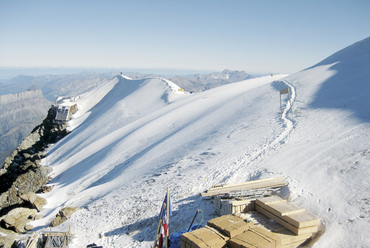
[170,69,253,92]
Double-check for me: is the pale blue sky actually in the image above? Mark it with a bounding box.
[0,0,369,75]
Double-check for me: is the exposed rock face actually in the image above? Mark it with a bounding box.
[0,106,69,233]
[50,207,81,227]
[20,192,47,212]
[0,89,51,164]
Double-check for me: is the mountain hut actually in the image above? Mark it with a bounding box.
[54,101,77,123]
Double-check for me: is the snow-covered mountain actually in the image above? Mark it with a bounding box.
[0,73,126,164]
[170,69,253,92]
[27,37,370,248]
[0,70,251,166]
[0,72,117,101]
[0,70,252,101]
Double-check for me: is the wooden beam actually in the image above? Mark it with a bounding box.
[283,212,319,229]
[166,187,169,248]
[256,205,318,235]
[201,178,287,197]
[269,227,312,246]
[153,219,162,248]
[256,195,287,206]
[257,201,305,217]
[256,196,319,228]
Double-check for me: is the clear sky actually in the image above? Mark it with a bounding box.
[0,0,369,75]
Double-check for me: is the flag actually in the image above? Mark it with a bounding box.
[157,190,172,248]
[159,192,172,220]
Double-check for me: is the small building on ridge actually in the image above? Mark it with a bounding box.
[54,97,78,123]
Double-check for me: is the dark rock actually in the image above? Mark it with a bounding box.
[0,105,71,240]
[38,185,54,193]
[0,106,69,217]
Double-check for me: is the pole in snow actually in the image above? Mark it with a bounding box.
[188,209,200,232]
[280,88,293,116]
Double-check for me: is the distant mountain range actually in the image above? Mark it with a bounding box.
[0,72,117,101]
[170,69,253,92]
[0,69,253,164]
[0,69,253,100]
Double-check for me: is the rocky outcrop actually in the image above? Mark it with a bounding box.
[0,106,69,235]
[0,208,38,233]
[20,192,47,212]
[50,207,81,227]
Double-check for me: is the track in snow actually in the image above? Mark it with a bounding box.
[221,79,297,182]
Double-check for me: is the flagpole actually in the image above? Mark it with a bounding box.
[166,187,169,248]
[153,219,162,248]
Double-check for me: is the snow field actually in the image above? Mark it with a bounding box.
[33,37,370,247]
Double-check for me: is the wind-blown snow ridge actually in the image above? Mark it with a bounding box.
[121,74,133,80]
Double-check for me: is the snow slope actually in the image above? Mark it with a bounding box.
[33,37,369,248]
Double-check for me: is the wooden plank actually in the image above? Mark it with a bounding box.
[253,226,282,248]
[201,178,287,197]
[256,195,287,206]
[283,211,319,228]
[205,178,285,193]
[256,205,318,235]
[26,233,41,248]
[231,199,255,214]
[261,203,318,229]
[181,226,229,248]
[211,178,286,192]
[256,204,299,235]
[229,230,275,248]
[228,226,281,248]
[210,178,283,190]
[281,239,311,248]
[256,196,319,228]
[207,215,252,238]
[272,228,312,245]
[258,201,305,217]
